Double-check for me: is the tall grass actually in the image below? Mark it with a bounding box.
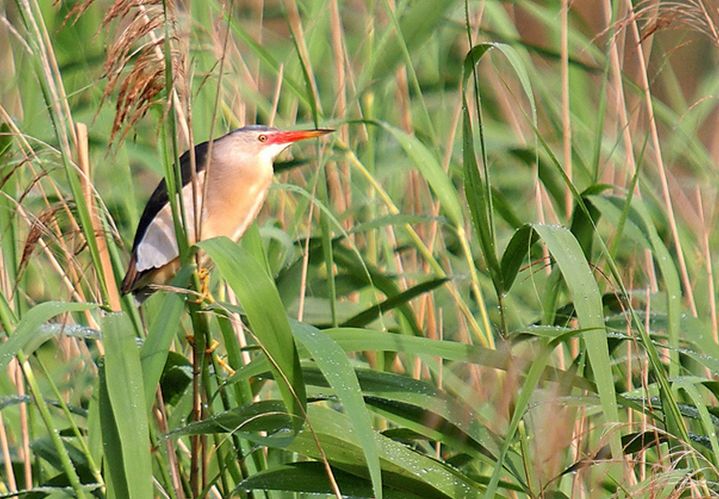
[2,0,719,497]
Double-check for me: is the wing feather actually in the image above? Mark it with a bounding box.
[134,178,203,272]
[121,140,211,294]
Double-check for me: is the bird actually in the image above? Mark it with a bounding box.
[120,125,332,299]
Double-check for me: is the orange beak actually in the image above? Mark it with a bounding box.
[266,128,334,145]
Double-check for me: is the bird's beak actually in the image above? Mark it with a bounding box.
[267,128,334,145]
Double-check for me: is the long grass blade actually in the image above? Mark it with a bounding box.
[100,312,153,499]
[199,236,307,432]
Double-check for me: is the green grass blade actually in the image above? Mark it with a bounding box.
[500,225,539,292]
[628,198,682,377]
[228,326,594,393]
[166,400,294,443]
[674,380,719,467]
[0,301,96,372]
[238,462,421,498]
[462,105,501,289]
[292,321,383,499]
[289,405,482,498]
[199,236,307,432]
[98,363,127,499]
[101,312,153,499]
[341,277,449,328]
[302,365,498,457]
[139,291,186,409]
[530,224,620,452]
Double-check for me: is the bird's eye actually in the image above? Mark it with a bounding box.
[258,134,267,143]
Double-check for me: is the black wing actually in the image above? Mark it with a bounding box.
[129,140,211,254]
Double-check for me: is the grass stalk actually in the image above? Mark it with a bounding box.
[15,0,110,305]
[560,0,572,219]
[75,122,122,312]
[625,0,697,317]
[20,353,88,497]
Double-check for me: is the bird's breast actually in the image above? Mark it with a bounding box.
[201,162,273,241]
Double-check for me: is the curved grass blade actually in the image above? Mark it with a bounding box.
[462,102,501,290]
[500,225,538,292]
[0,301,97,372]
[237,462,422,499]
[674,380,719,468]
[534,130,691,450]
[341,277,449,328]
[292,321,383,499]
[530,224,620,445]
[301,365,499,460]
[165,400,295,446]
[598,195,682,377]
[290,405,483,498]
[462,41,537,296]
[227,326,594,392]
[199,236,307,432]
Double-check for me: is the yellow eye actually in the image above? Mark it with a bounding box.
[258,134,267,142]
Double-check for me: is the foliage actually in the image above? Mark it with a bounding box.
[2,0,719,497]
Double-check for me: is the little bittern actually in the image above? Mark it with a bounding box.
[121,125,332,299]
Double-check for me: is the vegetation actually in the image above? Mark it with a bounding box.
[2,0,719,497]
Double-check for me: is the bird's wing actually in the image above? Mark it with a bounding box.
[122,140,212,289]
[134,177,205,272]
[129,140,210,253]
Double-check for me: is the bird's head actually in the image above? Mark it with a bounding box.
[221,125,333,166]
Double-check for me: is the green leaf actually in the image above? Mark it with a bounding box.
[228,326,594,393]
[462,41,537,297]
[0,122,12,160]
[500,225,538,292]
[30,436,93,483]
[292,322,383,499]
[364,397,496,465]
[199,237,306,432]
[159,351,192,406]
[674,380,719,467]
[140,289,185,410]
[165,400,295,445]
[341,277,449,328]
[590,193,688,446]
[289,406,482,498]
[0,301,97,372]
[99,363,126,499]
[530,225,619,429]
[569,191,604,259]
[100,312,152,499]
[237,462,422,499]
[463,104,501,289]
[462,43,536,126]
[300,364,502,466]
